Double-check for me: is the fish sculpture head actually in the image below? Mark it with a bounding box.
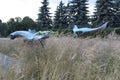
[10,35,17,40]
[10,31,19,40]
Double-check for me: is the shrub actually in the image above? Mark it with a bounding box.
[115,28,120,35]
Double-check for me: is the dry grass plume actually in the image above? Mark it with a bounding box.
[0,35,120,80]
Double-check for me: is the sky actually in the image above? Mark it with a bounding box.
[0,0,96,22]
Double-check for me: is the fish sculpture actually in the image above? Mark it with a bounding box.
[10,29,49,47]
[73,22,109,37]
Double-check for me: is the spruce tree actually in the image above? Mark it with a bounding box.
[37,0,52,30]
[53,1,68,29]
[112,0,120,27]
[68,0,89,27]
[94,0,114,24]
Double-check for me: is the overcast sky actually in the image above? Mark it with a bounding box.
[0,0,96,22]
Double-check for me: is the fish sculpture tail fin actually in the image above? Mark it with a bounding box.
[28,29,36,33]
[73,25,78,29]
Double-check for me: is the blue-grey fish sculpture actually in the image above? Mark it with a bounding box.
[10,29,49,47]
[73,22,109,37]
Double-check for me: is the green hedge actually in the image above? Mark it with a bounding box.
[115,28,120,35]
[101,28,120,36]
[50,28,120,37]
[100,28,114,36]
[54,28,115,35]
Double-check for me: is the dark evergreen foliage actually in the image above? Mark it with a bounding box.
[53,1,68,29]
[0,20,8,37]
[37,0,52,30]
[94,0,115,24]
[112,0,120,27]
[68,0,89,27]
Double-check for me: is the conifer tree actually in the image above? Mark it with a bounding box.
[68,0,89,27]
[37,0,52,30]
[112,0,120,27]
[94,0,114,24]
[53,1,68,29]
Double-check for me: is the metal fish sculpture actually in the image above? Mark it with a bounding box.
[10,29,49,47]
[73,22,109,37]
